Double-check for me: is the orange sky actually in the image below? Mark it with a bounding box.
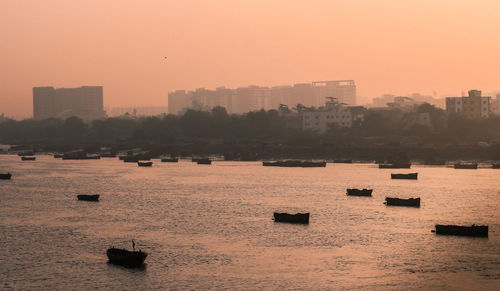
[1,0,499,118]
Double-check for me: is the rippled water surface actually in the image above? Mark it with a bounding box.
[1,155,499,290]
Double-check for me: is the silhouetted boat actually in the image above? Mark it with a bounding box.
[334,159,352,163]
[161,158,179,163]
[346,188,372,196]
[77,194,99,201]
[0,173,12,180]
[391,173,418,180]
[138,161,153,167]
[21,156,36,161]
[263,161,326,167]
[53,153,63,158]
[379,163,411,169]
[273,212,309,224]
[454,162,477,169]
[197,159,212,165]
[384,197,420,207]
[434,224,488,237]
[107,248,148,267]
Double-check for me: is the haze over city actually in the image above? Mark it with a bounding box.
[1,0,500,118]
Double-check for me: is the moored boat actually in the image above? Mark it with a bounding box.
[107,247,148,267]
[53,153,63,158]
[0,172,12,180]
[21,156,36,161]
[197,159,212,165]
[161,158,179,163]
[263,160,326,167]
[391,173,418,180]
[138,161,153,167]
[434,224,488,237]
[273,212,309,224]
[77,194,100,201]
[384,197,420,207]
[454,162,478,169]
[346,188,373,196]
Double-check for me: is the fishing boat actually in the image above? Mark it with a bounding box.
[77,194,100,201]
[161,158,179,163]
[107,244,148,267]
[454,162,478,169]
[273,212,309,224]
[434,224,488,237]
[391,173,418,180]
[379,163,411,169]
[384,197,420,207]
[346,188,373,196]
[262,160,326,167]
[0,172,12,180]
[21,156,36,161]
[138,161,153,167]
[197,159,212,165]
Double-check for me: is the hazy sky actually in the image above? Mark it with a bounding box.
[1,0,499,118]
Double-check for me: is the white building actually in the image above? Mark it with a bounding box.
[301,98,365,133]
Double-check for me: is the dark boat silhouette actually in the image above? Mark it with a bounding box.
[138,161,153,167]
[346,188,373,196]
[0,172,12,180]
[273,212,309,224]
[197,158,212,165]
[384,197,420,207]
[391,173,418,180]
[21,156,36,161]
[161,158,179,163]
[107,247,147,267]
[434,224,488,237]
[263,160,326,167]
[379,163,411,169]
[77,194,99,201]
[53,153,63,158]
[454,162,478,169]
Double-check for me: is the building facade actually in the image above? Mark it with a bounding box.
[301,98,365,133]
[168,80,356,115]
[446,90,491,119]
[33,86,105,121]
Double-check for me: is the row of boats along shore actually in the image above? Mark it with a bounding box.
[1,154,494,268]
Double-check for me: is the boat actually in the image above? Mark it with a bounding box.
[138,161,153,167]
[197,159,212,165]
[454,162,478,169]
[391,173,418,180]
[0,173,12,180]
[107,247,148,267]
[491,163,500,169]
[434,224,488,237]
[346,188,373,196]
[53,153,63,158]
[161,158,179,163]
[333,159,352,163]
[262,161,326,168]
[379,163,411,169]
[273,212,309,224]
[77,194,100,201]
[384,197,420,207]
[21,156,36,161]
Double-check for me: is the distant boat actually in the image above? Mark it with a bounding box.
[379,163,411,169]
[263,161,326,167]
[161,158,179,163]
[77,194,99,201]
[333,159,352,163]
[384,197,420,207]
[346,188,372,196]
[434,224,488,237]
[197,159,212,165]
[53,153,63,158]
[21,156,36,161]
[107,247,148,267]
[0,172,12,180]
[391,173,418,180]
[273,212,309,224]
[138,161,153,167]
[454,162,478,169]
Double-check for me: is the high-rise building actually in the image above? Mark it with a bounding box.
[33,86,105,121]
[168,80,357,115]
[446,90,491,119]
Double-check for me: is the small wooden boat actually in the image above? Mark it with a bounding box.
[391,173,418,180]
[138,161,153,167]
[107,247,148,267]
[197,159,212,165]
[0,173,12,180]
[161,158,179,163]
[384,197,420,207]
[346,188,372,196]
[379,163,411,169]
[273,212,309,224]
[21,156,36,161]
[77,194,99,201]
[434,224,488,237]
[454,162,477,169]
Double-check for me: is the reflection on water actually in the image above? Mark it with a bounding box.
[0,155,499,289]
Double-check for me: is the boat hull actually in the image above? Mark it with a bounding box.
[77,194,100,201]
[454,163,478,169]
[21,156,36,161]
[273,212,309,224]
[435,224,488,237]
[385,197,420,207]
[106,248,147,267]
[161,158,179,163]
[391,173,418,180]
[197,159,212,165]
[263,161,326,167]
[379,163,411,169]
[346,189,372,196]
[138,162,153,167]
[0,173,12,180]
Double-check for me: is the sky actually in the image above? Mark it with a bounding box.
[1,0,499,119]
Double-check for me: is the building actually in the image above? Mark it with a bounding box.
[301,98,365,133]
[168,80,357,115]
[33,86,104,121]
[446,90,491,119]
[491,94,500,115]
